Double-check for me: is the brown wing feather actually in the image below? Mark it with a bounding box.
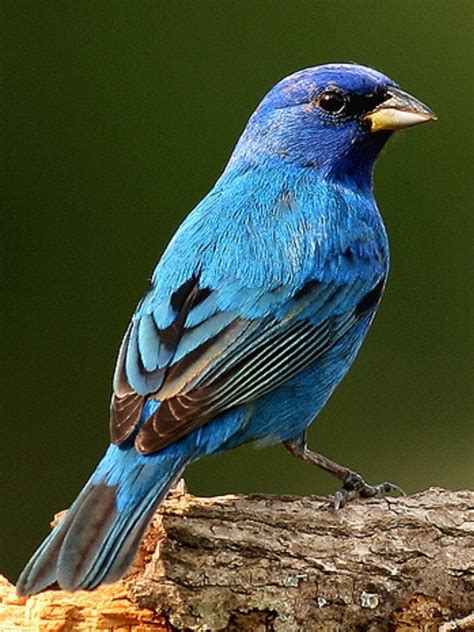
[135,393,216,454]
[109,277,213,445]
[134,317,249,454]
[110,323,145,444]
[110,393,144,445]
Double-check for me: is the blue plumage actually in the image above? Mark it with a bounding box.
[17,63,435,595]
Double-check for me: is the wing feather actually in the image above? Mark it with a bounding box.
[135,305,361,454]
[111,271,382,453]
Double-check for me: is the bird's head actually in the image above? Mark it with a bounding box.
[228,63,436,190]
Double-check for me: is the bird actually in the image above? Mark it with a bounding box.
[17,63,436,596]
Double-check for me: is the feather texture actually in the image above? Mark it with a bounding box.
[18,63,434,595]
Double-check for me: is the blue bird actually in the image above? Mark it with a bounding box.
[17,63,435,595]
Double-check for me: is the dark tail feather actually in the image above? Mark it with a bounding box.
[17,444,188,595]
[15,495,87,594]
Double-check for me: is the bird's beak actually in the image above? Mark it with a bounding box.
[362,86,437,132]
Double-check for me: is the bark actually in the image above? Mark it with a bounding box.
[1,487,473,631]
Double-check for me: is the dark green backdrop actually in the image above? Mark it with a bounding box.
[2,1,473,582]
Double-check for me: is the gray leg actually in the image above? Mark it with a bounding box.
[284,431,404,510]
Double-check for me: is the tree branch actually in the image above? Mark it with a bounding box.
[2,487,473,631]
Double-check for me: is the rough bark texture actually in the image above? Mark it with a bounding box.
[1,487,473,631]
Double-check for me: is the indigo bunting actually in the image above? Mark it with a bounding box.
[17,63,435,595]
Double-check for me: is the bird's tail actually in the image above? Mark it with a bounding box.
[16,441,191,595]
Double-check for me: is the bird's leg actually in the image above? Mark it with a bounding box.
[284,431,404,510]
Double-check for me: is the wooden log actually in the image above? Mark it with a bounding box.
[1,487,473,631]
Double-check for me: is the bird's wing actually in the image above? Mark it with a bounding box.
[110,271,384,454]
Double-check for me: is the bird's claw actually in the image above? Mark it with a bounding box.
[332,472,405,510]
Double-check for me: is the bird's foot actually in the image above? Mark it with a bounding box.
[332,472,404,510]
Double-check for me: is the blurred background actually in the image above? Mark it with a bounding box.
[2,1,473,582]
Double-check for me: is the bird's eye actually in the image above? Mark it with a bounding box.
[317,91,346,115]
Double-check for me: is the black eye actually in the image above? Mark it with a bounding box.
[317,91,346,114]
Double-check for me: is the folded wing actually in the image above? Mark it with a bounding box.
[110,274,384,454]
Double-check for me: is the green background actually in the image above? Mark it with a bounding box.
[2,1,473,582]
